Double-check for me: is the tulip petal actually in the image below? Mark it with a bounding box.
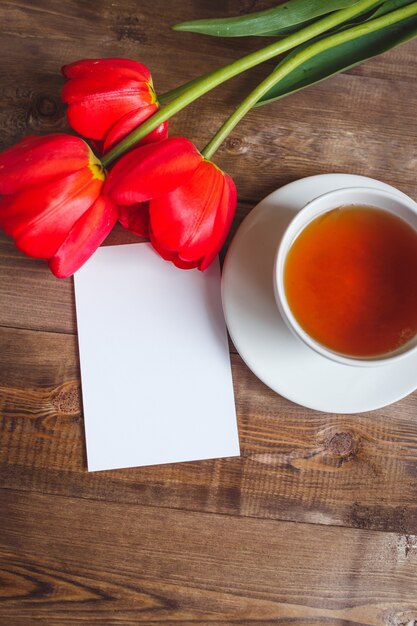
[62,77,152,105]
[173,256,200,270]
[149,160,221,257]
[63,79,155,140]
[0,135,90,194]
[49,194,118,278]
[149,161,237,271]
[148,229,200,269]
[119,202,149,237]
[148,228,177,262]
[1,169,103,258]
[105,137,202,204]
[103,106,168,153]
[139,120,169,146]
[62,58,152,83]
[198,173,236,270]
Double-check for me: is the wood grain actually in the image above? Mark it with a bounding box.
[1,488,417,626]
[1,1,417,623]
[2,325,417,534]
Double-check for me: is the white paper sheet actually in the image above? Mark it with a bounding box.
[73,243,239,471]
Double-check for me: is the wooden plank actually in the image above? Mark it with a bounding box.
[1,488,416,626]
[1,0,416,82]
[2,325,417,534]
[0,3,416,336]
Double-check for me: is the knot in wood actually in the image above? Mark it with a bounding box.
[225,136,247,155]
[28,93,65,131]
[34,94,58,118]
[384,609,417,626]
[50,382,81,416]
[325,431,356,457]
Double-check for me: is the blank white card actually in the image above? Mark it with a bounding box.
[74,243,240,471]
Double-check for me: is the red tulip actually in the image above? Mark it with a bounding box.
[106,136,237,270]
[62,58,168,153]
[0,134,117,278]
[150,160,236,270]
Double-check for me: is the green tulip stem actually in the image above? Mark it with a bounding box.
[102,0,380,167]
[201,1,417,160]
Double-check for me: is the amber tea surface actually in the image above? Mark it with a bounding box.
[284,205,417,357]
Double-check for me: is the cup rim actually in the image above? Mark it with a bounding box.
[273,185,417,368]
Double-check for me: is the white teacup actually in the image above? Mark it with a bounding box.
[273,186,417,367]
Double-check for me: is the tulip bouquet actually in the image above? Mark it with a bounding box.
[0,0,416,278]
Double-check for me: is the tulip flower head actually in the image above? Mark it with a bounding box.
[106,136,237,270]
[62,58,168,153]
[0,134,117,278]
[150,158,236,270]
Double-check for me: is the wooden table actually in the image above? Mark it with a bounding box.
[1,2,417,624]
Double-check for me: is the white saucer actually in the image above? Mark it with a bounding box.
[222,174,417,413]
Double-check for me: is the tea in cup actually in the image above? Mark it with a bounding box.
[274,187,417,366]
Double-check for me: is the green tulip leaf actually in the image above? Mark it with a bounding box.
[264,0,417,35]
[256,10,417,106]
[172,0,364,38]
